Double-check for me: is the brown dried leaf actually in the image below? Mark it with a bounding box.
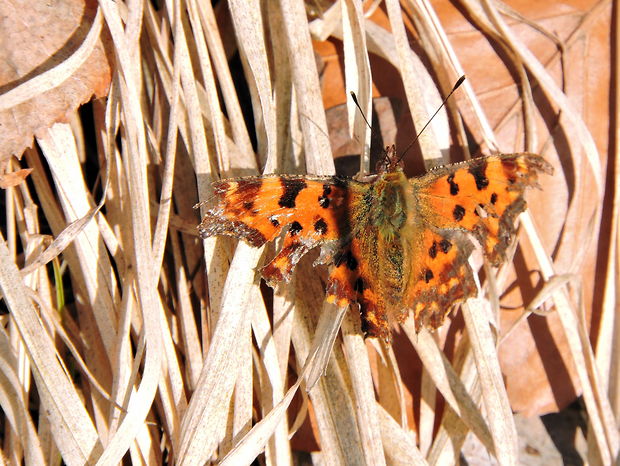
[0,166,32,188]
[0,0,112,160]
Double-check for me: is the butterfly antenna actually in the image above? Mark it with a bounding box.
[397,75,466,164]
[350,91,372,129]
[349,91,387,165]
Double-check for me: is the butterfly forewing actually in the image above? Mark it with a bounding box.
[198,175,360,283]
[414,153,553,264]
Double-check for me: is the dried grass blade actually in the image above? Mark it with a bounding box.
[291,275,364,464]
[27,290,119,408]
[150,24,181,272]
[427,404,471,464]
[186,1,239,174]
[196,1,254,156]
[384,0,442,163]
[418,366,436,455]
[500,274,574,344]
[401,321,495,453]
[95,2,164,462]
[276,0,333,174]
[597,0,620,418]
[341,313,386,465]
[21,136,110,278]
[377,404,426,465]
[220,325,322,466]
[36,124,119,358]
[228,0,276,170]
[341,0,372,172]
[361,20,451,157]
[521,213,619,462]
[170,234,203,389]
[232,324,253,444]
[462,298,518,465]
[177,243,262,464]
[20,205,99,277]
[268,3,297,173]
[0,237,101,463]
[308,2,342,40]
[221,299,347,464]
[156,305,190,453]
[305,302,348,391]
[0,327,46,464]
[272,289,296,386]
[251,294,292,465]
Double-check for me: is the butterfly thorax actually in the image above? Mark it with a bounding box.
[367,170,409,241]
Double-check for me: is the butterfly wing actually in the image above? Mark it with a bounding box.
[198,175,359,284]
[401,153,553,330]
[415,153,553,263]
[323,215,394,338]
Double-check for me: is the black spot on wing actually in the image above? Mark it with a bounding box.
[429,242,438,259]
[447,174,459,195]
[453,205,465,221]
[490,192,498,204]
[318,184,331,208]
[439,239,452,253]
[314,218,328,235]
[354,277,365,293]
[289,221,303,236]
[424,269,434,283]
[468,159,489,190]
[279,178,307,208]
[335,250,358,271]
[270,217,280,227]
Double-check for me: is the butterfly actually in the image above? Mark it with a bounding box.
[197,146,552,341]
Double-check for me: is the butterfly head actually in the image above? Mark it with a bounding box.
[375,145,404,174]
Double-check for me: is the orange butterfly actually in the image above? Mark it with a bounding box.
[198,147,552,340]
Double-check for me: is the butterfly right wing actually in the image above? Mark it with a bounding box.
[198,174,358,284]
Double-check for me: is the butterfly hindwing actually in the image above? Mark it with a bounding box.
[325,237,390,339]
[403,227,476,331]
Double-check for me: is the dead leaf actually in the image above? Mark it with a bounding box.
[0,167,33,188]
[0,0,113,161]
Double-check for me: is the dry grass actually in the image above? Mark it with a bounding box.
[0,0,617,464]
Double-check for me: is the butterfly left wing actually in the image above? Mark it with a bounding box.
[415,153,553,263]
[400,153,553,331]
[198,175,358,284]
